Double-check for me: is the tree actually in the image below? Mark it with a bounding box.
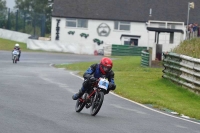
[15,0,53,34]
[0,0,6,9]
[0,0,7,28]
[15,0,52,14]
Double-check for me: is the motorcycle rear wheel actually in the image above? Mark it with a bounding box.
[90,91,104,116]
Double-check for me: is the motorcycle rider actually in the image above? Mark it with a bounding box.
[72,57,116,100]
[12,43,21,61]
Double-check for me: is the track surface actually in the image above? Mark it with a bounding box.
[0,51,199,133]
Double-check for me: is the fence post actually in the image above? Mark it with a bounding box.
[33,13,36,36]
[149,47,152,66]
[7,8,10,30]
[41,14,46,37]
[23,11,26,33]
[15,10,18,31]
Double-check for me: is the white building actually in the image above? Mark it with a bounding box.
[50,0,199,60]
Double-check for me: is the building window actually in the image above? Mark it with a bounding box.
[159,23,165,28]
[169,32,174,44]
[66,18,88,28]
[114,21,130,31]
[124,41,130,45]
[167,24,176,29]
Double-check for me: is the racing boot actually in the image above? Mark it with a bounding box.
[72,88,85,100]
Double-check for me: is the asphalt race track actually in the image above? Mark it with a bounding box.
[0,51,200,133]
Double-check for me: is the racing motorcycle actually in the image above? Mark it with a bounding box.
[75,77,109,116]
[12,49,19,64]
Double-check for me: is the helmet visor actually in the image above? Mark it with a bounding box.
[102,65,111,72]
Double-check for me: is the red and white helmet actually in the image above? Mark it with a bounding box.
[99,57,113,74]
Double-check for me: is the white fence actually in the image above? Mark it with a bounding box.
[0,29,107,55]
[0,29,30,43]
[27,39,96,55]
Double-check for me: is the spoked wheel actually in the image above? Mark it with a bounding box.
[75,95,86,112]
[15,58,17,63]
[13,57,15,64]
[90,91,104,116]
[13,56,17,64]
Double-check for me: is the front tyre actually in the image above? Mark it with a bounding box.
[13,56,16,64]
[90,91,104,116]
[75,95,86,112]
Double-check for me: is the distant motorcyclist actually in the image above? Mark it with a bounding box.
[72,57,116,100]
[12,44,21,61]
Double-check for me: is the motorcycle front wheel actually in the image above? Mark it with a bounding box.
[75,95,86,112]
[13,56,17,64]
[90,91,104,116]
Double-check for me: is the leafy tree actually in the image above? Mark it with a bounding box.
[0,0,6,9]
[15,0,53,34]
[15,0,51,14]
[0,0,7,28]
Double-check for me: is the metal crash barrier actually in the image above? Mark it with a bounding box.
[163,52,200,93]
[141,50,150,67]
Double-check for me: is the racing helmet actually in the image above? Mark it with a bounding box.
[15,44,19,47]
[99,57,113,74]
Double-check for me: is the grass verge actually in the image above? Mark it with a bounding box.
[0,38,67,53]
[55,56,200,120]
[173,38,200,58]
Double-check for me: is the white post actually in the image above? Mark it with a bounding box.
[186,2,190,40]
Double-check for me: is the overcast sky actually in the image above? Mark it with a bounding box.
[6,0,15,9]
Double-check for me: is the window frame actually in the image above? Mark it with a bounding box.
[66,18,88,28]
[114,21,131,31]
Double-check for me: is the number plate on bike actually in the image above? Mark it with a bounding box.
[98,78,109,90]
[13,50,19,55]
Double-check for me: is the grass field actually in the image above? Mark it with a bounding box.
[0,38,28,51]
[0,38,61,53]
[1,37,200,120]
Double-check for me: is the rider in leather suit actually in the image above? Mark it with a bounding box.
[12,44,21,61]
[72,57,116,100]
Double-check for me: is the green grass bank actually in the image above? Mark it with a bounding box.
[173,38,200,58]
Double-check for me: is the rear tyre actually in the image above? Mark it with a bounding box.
[90,91,104,116]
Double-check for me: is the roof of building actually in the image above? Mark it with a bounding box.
[52,0,200,24]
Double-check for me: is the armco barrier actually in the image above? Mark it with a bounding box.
[162,52,200,93]
[141,50,150,67]
[111,45,147,56]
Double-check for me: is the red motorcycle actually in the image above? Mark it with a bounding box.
[75,77,109,116]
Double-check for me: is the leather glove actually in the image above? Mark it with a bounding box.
[89,76,96,83]
[105,90,110,94]
[108,83,116,90]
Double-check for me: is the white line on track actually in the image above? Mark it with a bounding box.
[110,104,146,114]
